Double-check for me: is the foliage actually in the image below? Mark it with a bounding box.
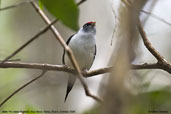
[39,0,79,31]
[81,106,99,114]
[128,89,171,114]
[0,96,44,114]
[82,89,171,114]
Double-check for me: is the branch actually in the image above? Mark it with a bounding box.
[30,1,103,103]
[0,70,46,107]
[141,10,171,26]
[0,62,168,76]
[77,0,87,5]
[85,63,162,77]
[121,1,171,27]
[137,20,171,74]
[0,19,57,64]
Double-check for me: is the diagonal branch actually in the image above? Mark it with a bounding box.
[0,70,46,107]
[77,0,87,5]
[0,19,57,64]
[141,10,171,26]
[121,0,171,27]
[137,19,165,62]
[30,1,103,103]
[30,0,88,38]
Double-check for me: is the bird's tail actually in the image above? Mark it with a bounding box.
[64,74,76,102]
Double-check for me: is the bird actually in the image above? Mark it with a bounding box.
[62,22,96,102]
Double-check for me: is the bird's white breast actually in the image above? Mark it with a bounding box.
[65,32,96,70]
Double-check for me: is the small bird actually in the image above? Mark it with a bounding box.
[62,22,96,102]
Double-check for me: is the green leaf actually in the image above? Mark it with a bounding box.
[38,0,44,10]
[40,0,79,31]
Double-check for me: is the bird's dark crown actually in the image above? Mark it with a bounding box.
[83,22,96,27]
[82,22,96,34]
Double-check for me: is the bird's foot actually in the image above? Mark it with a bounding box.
[82,69,88,75]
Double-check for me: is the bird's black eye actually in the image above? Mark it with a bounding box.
[83,23,91,28]
[86,23,91,26]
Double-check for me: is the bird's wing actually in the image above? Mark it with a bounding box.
[88,44,96,70]
[62,34,76,102]
[62,34,74,64]
[94,45,96,60]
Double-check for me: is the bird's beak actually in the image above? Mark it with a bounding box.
[92,22,96,26]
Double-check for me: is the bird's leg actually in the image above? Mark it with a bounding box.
[82,69,88,75]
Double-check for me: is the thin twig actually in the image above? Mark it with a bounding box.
[30,1,103,103]
[141,10,171,26]
[0,19,57,64]
[77,0,87,6]
[0,70,46,107]
[122,0,171,27]
[0,0,36,11]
